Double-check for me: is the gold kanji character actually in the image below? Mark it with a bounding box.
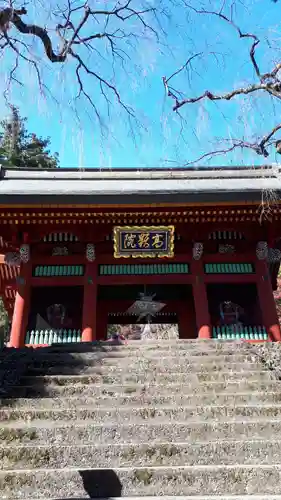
[152,233,164,249]
[124,233,137,249]
[138,232,150,248]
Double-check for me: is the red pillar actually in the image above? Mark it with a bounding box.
[9,262,31,348]
[82,261,97,342]
[255,258,281,341]
[191,259,211,339]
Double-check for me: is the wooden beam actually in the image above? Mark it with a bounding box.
[30,277,84,287]
[0,200,276,208]
[97,275,193,285]
[32,255,86,265]
[204,274,257,284]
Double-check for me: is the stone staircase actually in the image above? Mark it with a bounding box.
[1,340,281,499]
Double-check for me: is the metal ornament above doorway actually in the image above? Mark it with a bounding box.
[126,291,166,323]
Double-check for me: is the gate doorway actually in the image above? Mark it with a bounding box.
[96,284,196,340]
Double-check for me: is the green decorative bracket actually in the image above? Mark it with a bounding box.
[99,263,190,276]
[33,265,85,277]
[204,263,254,274]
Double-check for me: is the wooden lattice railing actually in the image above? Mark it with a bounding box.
[25,329,82,345]
[212,325,268,341]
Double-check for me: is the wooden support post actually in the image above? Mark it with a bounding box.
[82,261,97,342]
[191,259,211,339]
[9,262,31,348]
[255,258,281,341]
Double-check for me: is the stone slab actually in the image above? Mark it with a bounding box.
[3,391,281,410]
[9,380,280,398]
[25,361,262,376]
[2,465,281,498]
[42,341,250,355]
[3,404,281,424]
[2,440,281,469]
[19,370,273,386]
[29,353,258,364]
[12,496,281,500]
[1,420,281,445]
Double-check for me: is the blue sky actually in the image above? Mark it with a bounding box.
[0,0,281,168]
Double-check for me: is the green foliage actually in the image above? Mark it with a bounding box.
[0,106,59,169]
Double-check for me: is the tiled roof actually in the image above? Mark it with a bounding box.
[0,165,279,204]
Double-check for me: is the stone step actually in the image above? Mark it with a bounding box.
[3,404,281,424]
[25,362,263,376]
[3,391,281,410]
[10,380,280,398]
[2,439,281,470]
[41,340,250,354]
[1,419,281,446]
[11,497,281,500]
[45,338,245,346]
[19,370,273,386]
[2,464,281,497]
[28,352,258,364]
[12,496,281,500]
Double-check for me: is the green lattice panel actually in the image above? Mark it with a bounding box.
[33,265,85,277]
[204,263,254,274]
[99,263,189,275]
[25,329,82,345]
[212,325,268,341]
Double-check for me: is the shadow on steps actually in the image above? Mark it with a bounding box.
[45,469,123,499]
[0,341,126,404]
[80,469,123,497]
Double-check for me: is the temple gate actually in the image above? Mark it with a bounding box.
[0,166,279,346]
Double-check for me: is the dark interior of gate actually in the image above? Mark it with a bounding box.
[207,283,262,327]
[26,282,262,341]
[28,286,83,333]
[26,284,199,340]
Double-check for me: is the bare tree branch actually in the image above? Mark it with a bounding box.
[168,82,271,111]
[8,8,67,62]
[0,1,160,122]
[166,123,281,166]
[70,48,134,116]
[183,5,261,78]
[163,2,281,163]
[166,142,246,166]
